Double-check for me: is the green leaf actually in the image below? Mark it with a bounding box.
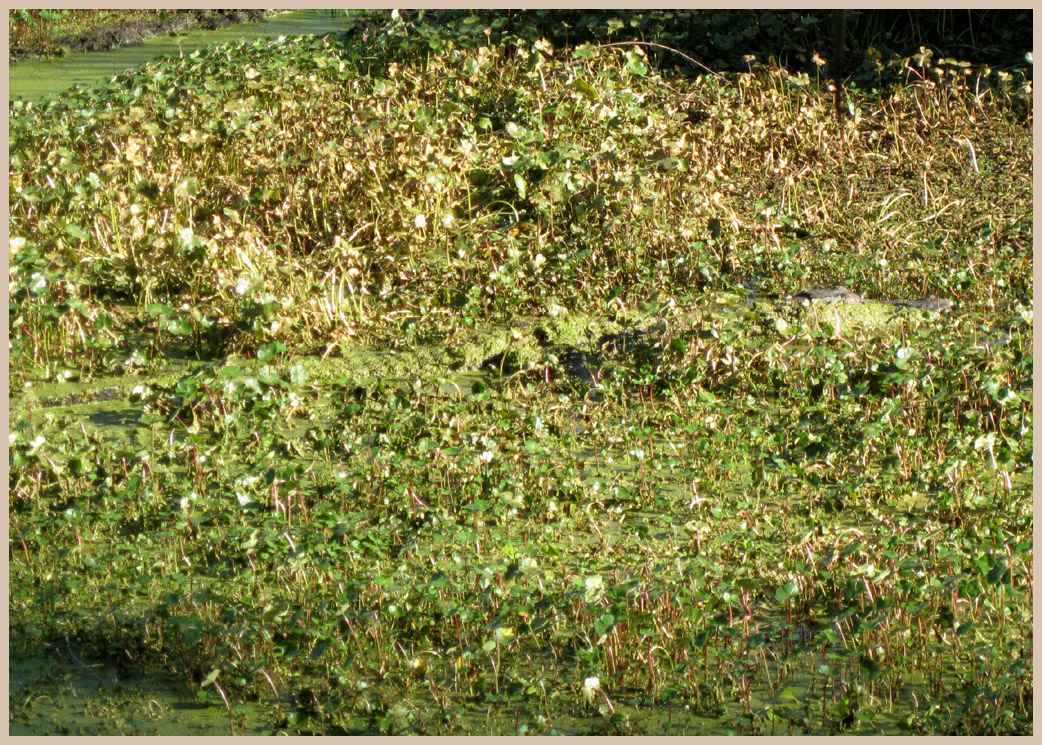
[309,641,329,660]
[571,77,599,101]
[513,173,527,199]
[65,223,89,241]
[986,563,1010,585]
[168,317,192,335]
[257,341,286,362]
[777,686,799,701]
[182,626,202,648]
[289,364,308,386]
[175,377,198,397]
[625,50,648,76]
[134,179,160,201]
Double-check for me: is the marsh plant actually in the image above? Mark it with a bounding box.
[9,11,1032,735]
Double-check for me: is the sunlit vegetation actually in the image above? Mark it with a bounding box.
[9,11,1032,735]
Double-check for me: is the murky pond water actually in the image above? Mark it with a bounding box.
[9,10,355,102]
[9,646,273,735]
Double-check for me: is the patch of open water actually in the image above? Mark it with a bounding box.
[9,10,357,102]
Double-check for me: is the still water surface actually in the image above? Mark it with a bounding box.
[9,10,355,102]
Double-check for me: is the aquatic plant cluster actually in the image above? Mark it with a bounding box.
[7,9,271,61]
[9,13,1032,735]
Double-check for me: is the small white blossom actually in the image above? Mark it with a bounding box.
[582,676,600,702]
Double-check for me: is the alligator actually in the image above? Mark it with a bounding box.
[882,295,952,311]
[522,288,956,384]
[794,285,864,304]
[794,286,952,311]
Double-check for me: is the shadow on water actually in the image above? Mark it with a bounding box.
[9,644,273,735]
[87,408,143,429]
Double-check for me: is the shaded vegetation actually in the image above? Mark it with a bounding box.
[417,9,1034,75]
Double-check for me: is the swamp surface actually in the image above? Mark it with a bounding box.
[8,11,1033,735]
[8,10,352,102]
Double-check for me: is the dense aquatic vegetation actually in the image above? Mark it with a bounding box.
[9,12,1032,734]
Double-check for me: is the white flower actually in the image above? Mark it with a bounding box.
[582,676,600,702]
[583,575,605,603]
[414,214,427,229]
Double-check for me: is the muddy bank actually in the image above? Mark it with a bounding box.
[9,10,287,63]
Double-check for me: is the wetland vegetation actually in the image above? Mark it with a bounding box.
[8,9,1033,735]
[7,9,276,62]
